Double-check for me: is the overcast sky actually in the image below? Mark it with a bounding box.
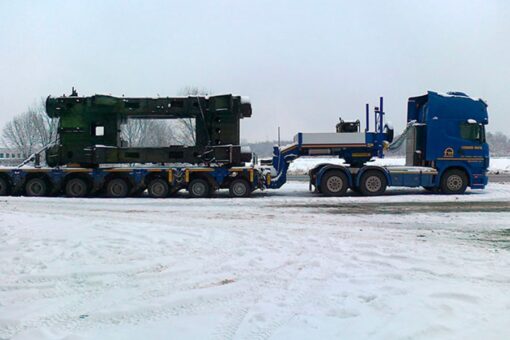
[0,0,509,141]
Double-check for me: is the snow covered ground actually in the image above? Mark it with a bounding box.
[1,183,510,340]
[287,157,510,175]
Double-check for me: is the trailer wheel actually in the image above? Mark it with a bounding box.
[25,178,48,197]
[0,177,9,196]
[106,178,129,198]
[359,170,387,196]
[188,178,210,198]
[320,170,348,196]
[148,179,169,198]
[440,169,468,194]
[229,179,251,198]
[65,178,89,197]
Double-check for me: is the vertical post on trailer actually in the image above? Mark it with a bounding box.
[374,105,377,133]
[365,103,369,132]
[379,97,384,134]
[378,97,385,157]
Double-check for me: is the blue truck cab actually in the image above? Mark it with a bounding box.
[405,91,489,191]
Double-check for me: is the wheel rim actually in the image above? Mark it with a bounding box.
[191,182,206,196]
[29,180,44,195]
[110,181,126,196]
[232,182,247,197]
[69,180,86,196]
[447,175,463,191]
[365,176,382,192]
[0,179,6,194]
[326,176,344,193]
[152,182,166,196]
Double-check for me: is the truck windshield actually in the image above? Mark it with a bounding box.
[460,123,485,143]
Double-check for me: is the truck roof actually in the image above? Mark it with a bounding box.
[407,91,489,125]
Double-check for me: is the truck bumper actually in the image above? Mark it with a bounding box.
[470,174,488,190]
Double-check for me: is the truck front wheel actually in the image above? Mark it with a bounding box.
[359,170,387,196]
[320,170,348,197]
[440,169,468,194]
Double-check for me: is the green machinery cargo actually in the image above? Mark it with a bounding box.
[45,90,252,167]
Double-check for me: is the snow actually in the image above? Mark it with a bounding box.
[287,156,510,175]
[1,183,510,339]
[489,158,510,173]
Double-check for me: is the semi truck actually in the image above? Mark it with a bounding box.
[0,90,489,198]
[264,91,489,195]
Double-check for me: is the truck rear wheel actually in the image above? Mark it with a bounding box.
[320,170,348,197]
[65,178,89,197]
[25,178,48,197]
[359,170,387,196]
[229,179,251,198]
[106,178,129,198]
[188,178,210,198]
[440,169,468,194]
[0,177,9,196]
[148,178,169,198]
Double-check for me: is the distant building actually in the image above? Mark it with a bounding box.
[0,147,26,166]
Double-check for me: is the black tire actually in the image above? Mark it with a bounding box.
[350,185,361,194]
[130,188,146,197]
[320,170,349,197]
[188,178,210,198]
[229,179,251,198]
[25,178,48,197]
[440,169,468,194]
[148,178,169,198]
[359,170,387,196]
[106,178,129,198]
[65,178,89,197]
[423,186,439,193]
[0,177,9,196]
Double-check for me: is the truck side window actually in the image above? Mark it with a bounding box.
[460,123,481,142]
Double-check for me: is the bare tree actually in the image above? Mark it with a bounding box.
[2,99,58,158]
[176,86,211,146]
[121,119,176,147]
[121,86,210,147]
[487,131,510,156]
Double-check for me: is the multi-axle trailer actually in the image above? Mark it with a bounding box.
[0,165,263,198]
[0,91,489,198]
